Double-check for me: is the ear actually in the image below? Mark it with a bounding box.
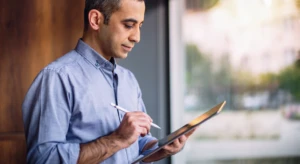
[88,9,103,30]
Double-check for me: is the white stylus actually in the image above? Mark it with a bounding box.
[110,103,161,129]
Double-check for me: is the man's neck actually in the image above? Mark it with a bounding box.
[82,33,111,61]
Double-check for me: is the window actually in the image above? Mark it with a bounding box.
[170,0,300,163]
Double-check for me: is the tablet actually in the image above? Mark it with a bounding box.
[132,101,226,164]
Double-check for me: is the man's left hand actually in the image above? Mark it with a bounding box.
[142,127,198,162]
[162,127,197,155]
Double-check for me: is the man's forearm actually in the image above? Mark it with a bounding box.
[77,133,124,164]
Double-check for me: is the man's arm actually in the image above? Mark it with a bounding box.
[77,111,152,163]
[23,70,80,163]
[77,133,123,164]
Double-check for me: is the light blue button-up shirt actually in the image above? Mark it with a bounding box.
[22,39,157,164]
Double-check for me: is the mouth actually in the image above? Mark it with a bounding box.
[122,45,133,52]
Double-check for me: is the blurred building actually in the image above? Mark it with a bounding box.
[184,0,300,75]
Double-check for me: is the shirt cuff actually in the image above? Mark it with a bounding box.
[139,135,157,154]
[141,142,159,156]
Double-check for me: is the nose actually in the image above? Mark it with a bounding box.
[129,27,140,43]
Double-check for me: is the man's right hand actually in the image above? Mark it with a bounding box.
[78,111,152,164]
[113,111,153,148]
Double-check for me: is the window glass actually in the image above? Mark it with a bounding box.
[179,0,300,163]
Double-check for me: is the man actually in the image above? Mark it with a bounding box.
[22,0,195,163]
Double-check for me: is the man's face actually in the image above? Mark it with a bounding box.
[98,0,145,59]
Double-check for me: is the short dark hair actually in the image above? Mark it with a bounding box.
[84,0,144,31]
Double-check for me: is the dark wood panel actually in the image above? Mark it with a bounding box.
[0,0,84,133]
[0,133,25,141]
[0,0,36,134]
[1,0,84,163]
[0,137,26,164]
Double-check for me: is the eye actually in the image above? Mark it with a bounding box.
[124,24,133,29]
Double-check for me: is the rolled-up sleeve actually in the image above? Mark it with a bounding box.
[22,69,80,164]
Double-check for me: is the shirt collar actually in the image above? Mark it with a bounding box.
[75,39,117,71]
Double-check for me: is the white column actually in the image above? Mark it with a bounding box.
[169,0,186,163]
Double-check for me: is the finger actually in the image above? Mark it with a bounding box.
[178,135,187,144]
[171,139,181,148]
[125,113,151,126]
[127,112,152,125]
[163,142,178,155]
[143,127,148,136]
[123,113,151,134]
[138,127,148,137]
[133,117,152,133]
[134,117,151,131]
[131,111,153,122]
[140,122,151,134]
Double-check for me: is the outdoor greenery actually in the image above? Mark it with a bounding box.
[278,63,300,101]
[185,44,231,110]
[185,43,300,111]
